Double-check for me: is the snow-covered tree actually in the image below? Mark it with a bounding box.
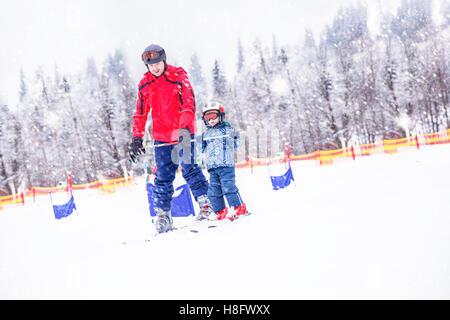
[0,103,22,196]
[237,38,245,74]
[442,0,450,25]
[188,52,207,117]
[211,59,228,101]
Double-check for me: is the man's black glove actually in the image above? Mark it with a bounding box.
[129,137,145,163]
[178,128,191,144]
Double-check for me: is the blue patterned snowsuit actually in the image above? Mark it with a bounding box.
[202,122,243,212]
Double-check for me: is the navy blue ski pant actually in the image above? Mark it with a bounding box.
[154,137,208,211]
[207,166,243,213]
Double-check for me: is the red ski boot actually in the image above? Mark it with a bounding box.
[228,203,249,221]
[217,208,228,220]
[235,203,248,217]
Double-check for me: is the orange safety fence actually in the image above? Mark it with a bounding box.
[0,176,135,209]
[236,129,450,168]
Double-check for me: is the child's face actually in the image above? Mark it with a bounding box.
[208,117,219,126]
[205,111,220,126]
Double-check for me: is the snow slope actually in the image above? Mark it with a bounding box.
[1,143,450,299]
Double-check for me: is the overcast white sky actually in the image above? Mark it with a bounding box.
[0,0,407,107]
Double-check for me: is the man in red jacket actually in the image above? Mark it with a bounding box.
[129,44,213,233]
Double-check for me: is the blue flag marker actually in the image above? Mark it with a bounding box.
[50,194,77,219]
[270,165,295,190]
[147,182,195,217]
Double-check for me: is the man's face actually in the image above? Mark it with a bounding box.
[148,60,165,77]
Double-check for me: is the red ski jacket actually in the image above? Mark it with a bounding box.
[132,65,196,142]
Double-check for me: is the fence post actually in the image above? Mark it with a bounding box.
[285,143,291,169]
[66,172,73,194]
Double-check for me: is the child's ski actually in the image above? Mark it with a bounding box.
[122,212,252,244]
[189,211,252,233]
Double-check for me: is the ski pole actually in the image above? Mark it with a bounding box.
[146,134,230,148]
[127,134,232,164]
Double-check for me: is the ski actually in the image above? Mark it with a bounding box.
[189,220,218,233]
[138,217,212,242]
[121,212,251,244]
[189,211,252,233]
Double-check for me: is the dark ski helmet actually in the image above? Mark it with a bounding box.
[141,44,166,65]
[202,102,225,127]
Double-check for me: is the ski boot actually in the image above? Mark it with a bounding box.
[196,194,214,221]
[216,207,228,221]
[228,203,249,221]
[155,207,174,233]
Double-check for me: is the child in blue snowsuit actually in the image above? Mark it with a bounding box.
[201,102,249,220]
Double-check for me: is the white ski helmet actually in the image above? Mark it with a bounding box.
[202,102,225,126]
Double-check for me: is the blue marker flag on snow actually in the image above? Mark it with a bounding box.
[270,166,295,190]
[146,182,195,217]
[52,195,77,219]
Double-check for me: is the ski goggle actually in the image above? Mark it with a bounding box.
[141,50,164,64]
[204,112,219,121]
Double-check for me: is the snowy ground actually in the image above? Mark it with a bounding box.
[1,143,450,299]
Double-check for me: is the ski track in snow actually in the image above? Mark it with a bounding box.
[1,144,450,299]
